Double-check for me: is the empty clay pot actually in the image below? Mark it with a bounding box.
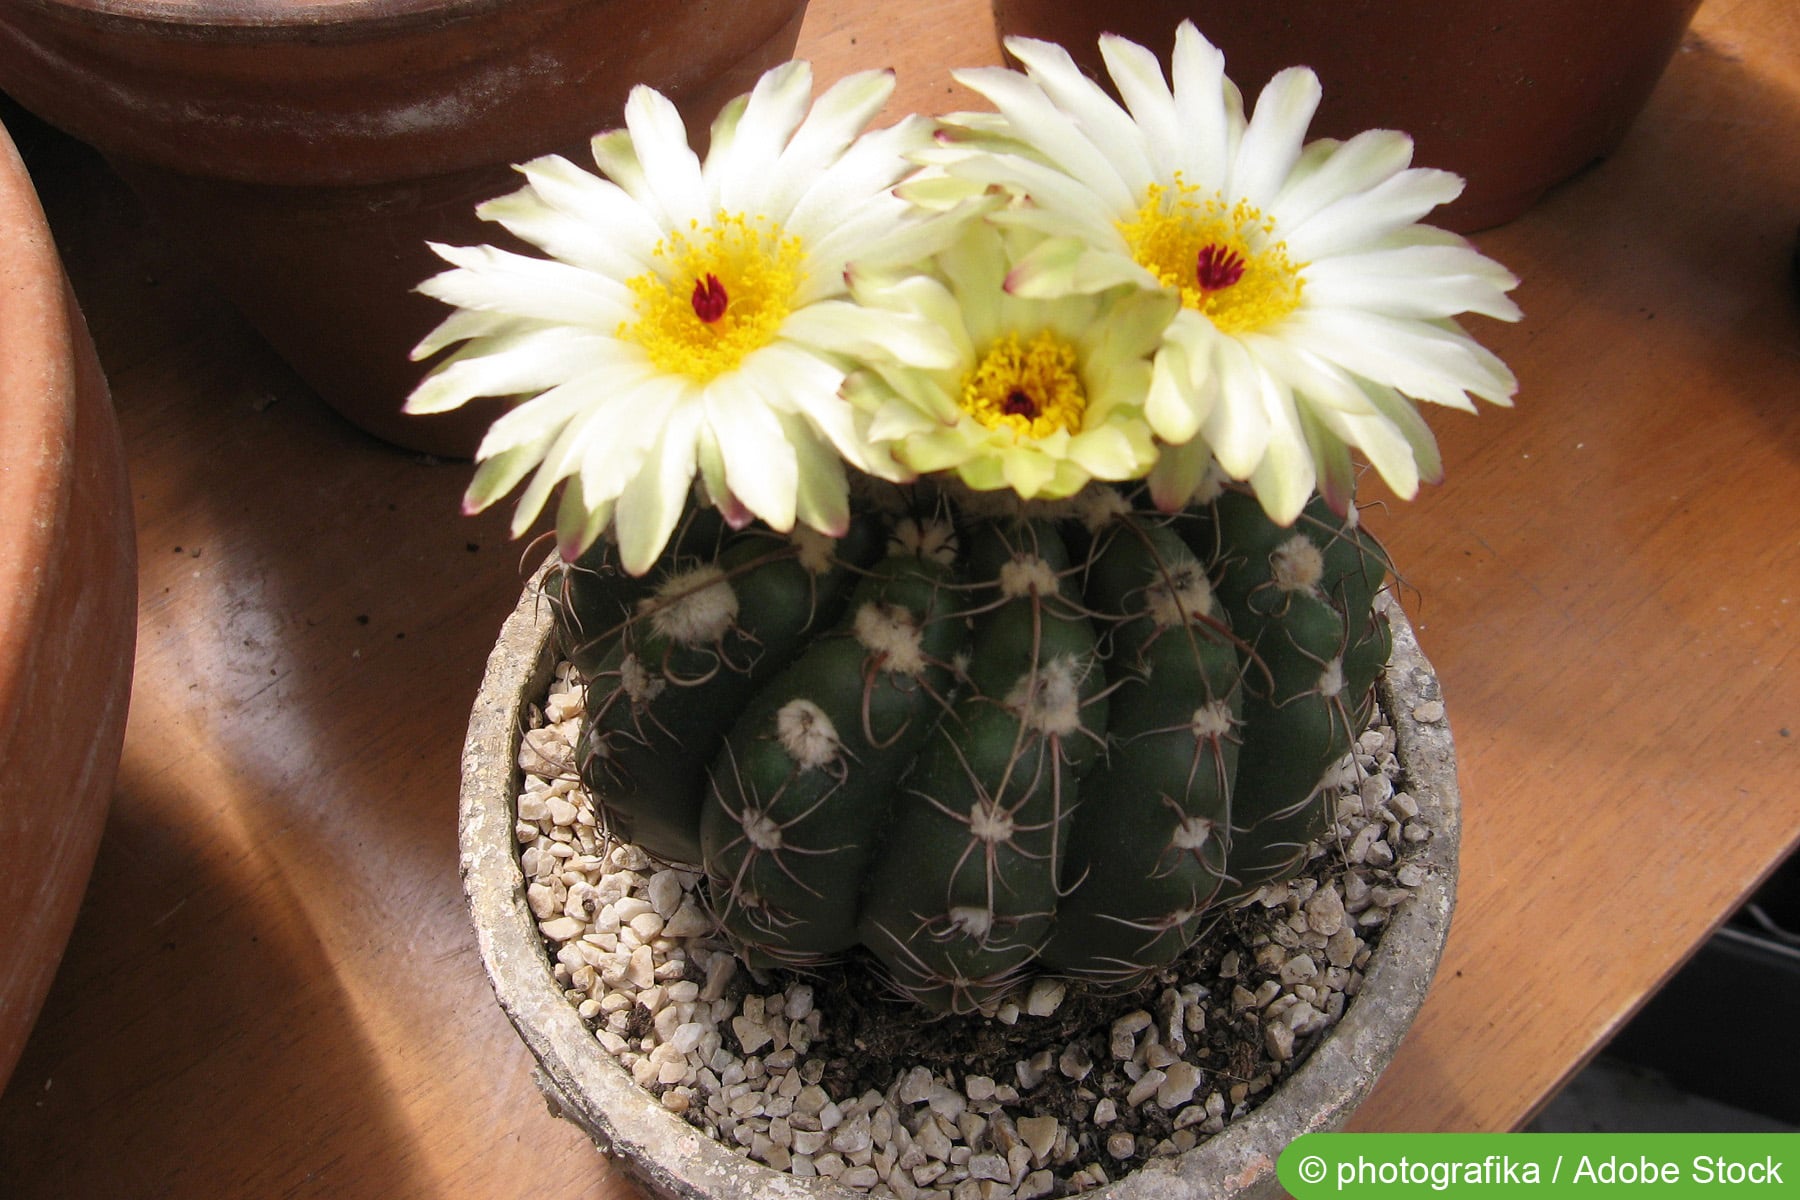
[0,115,136,1091]
[990,0,1702,232]
[0,0,812,456]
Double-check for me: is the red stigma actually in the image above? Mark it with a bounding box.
[1196,244,1247,293]
[691,273,728,323]
[1002,389,1039,419]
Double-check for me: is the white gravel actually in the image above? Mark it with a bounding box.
[514,661,1431,1198]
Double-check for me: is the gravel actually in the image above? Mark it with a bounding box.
[513,660,1431,1198]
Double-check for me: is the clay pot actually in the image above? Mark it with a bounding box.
[460,563,1460,1198]
[990,0,1702,231]
[0,0,811,456]
[0,117,136,1090]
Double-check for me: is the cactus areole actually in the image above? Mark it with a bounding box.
[549,484,1393,1014]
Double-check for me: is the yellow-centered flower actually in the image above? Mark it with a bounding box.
[406,63,967,573]
[625,214,804,380]
[924,21,1520,523]
[848,221,1175,501]
[1117,183,1304,334]
[959,331,1087,439]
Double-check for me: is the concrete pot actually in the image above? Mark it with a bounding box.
[990,0,1701,232]
[0,115,136,1091]
[0,0,810,456]
[460,561,1459,1198]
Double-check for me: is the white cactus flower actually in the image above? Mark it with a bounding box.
[407,62,961,573]
[924,21,1522,521]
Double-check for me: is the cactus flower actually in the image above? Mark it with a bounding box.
[846,220,1179,501]
[924,21,1522,522]
[406,63,963,573]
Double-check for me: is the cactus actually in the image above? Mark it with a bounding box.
[549,484,1392,1013]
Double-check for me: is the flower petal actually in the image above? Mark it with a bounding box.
[766,69,897,215]
[1282,308,1517,411]
[779,411,853,536]
[1004,36,1157,192]
[1098,33,1182,175]
[952,62,1138,215]
[1169,21,1242,186]
[405,326,615,415]
[1269,128,1414,233]
[1201,334,1272,480]
[614,397,706,574]
[417,243,632,327]
[1283,166,1465,262]
[781,298,961,370]
[711,59,815,214]
[1302,242,1522,322]
[621,85,709,230]
[1005,234,1149,299]
[1231,67,1321,209]
[706,375,799,531]
[1148,436,1216,511]
[1245,377,1314,525]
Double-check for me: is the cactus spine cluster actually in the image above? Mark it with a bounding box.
[549,485,1391,1014]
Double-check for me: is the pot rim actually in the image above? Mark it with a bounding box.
[460,560,1461,1200]
[5,0,521,38]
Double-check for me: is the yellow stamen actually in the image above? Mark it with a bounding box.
[624,211,804,380]
[960,331,1086,438]
[1117,177,1305,334]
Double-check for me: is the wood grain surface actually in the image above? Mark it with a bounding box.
[1,0,1795,1195]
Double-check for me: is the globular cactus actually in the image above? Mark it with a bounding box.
[549,484,1392,1013]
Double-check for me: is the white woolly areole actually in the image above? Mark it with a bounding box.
[969,799,1015,845]
[890,517,958,565]
[1190,699,1235,740]
[790,527,836,577]
[743,812,784,852]
[1074,487,1133,533]
[1145,559,1214,628]
[619,653,667,705]
[643,564,738,646]
[1318,656,1346,698]
[947,906,995,938]
[776,699,840,770]
[998,554,1060,599]
[1344,500,1361,530]
[1270,536,1325,594]
[1006,655,1086,738]
[1171,815,1215,851]
[854,602,928,677]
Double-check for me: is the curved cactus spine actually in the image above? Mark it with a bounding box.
[577,523,877,864]
[1038,513,1243,985]
[1197,492,1392,901]
[857,519,1107,1013]
[699,536,967,966]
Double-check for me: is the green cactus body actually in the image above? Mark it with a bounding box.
[560,487,1391,1011]
[700,543,966,966]
[1199,494,1394,901]
[575,523,876,865]
[1038,515,1242,985]
[856,519,1107,1013]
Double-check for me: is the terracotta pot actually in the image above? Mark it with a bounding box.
[990,0,1701,232]
[0,0,811,456]
[460,563,1460,1199]
[0,116,136,1090]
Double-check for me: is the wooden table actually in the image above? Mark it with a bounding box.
[3,0,1795,1194]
